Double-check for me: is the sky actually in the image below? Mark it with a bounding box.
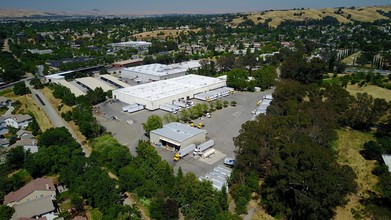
[0,0,390,14]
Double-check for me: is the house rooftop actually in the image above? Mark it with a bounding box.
[7,114,32,123]
[4,178,55,204]
[151,122,205,143]
[12,196,54,219]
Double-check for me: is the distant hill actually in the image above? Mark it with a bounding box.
[231,5,391,27]
[0,5,390,23]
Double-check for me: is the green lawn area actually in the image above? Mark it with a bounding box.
[341,51,362,65]
[334,129,377,219]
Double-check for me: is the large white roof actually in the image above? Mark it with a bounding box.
[123,60,201,77]
[76,77,115,92]
[114,74,224,101]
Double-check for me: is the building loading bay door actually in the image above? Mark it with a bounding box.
[160,139,180,151]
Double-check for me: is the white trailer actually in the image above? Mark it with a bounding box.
[164,103,181,111]
[126,105,144,114]
[122,104,139,112]
[264,94,273,100]
[173,100,189,108]
[159,104,177,113]
[194,139,215,155]
[176,144,196,158]
[201,148,216,158]
[213,167,231,177]
[217,165,232,175]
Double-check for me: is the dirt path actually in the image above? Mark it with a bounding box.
[2,38,21,62]
[125,192,150,220]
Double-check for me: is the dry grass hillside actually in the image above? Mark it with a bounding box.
[232,5,391,27]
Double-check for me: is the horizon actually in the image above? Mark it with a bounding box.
[0,0,390,15]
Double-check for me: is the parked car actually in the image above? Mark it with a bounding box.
[224,157,236,167]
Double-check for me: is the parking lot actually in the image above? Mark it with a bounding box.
[96,88,274,177]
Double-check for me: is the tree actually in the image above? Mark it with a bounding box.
[253,65,277,89]
[0,205,14,220]
[226,69,250,91]
[13,82,30,95]
[30,78,44,89]
[38,127,78,148]
[280,52,326,84]
[5,146,26,170]
[142,115,163,135]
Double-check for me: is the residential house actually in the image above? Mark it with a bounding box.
[4,178,56,207]
[5,114,33,129]
[0,96,12,107]
[16,130,34,140]
[0,138,10,148]
[11,196,57,220]
[0,117,9,136]
[8,139,38,153]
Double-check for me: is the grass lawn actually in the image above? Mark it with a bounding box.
[3,90,52,132]
[346,84,391,102]
[341,51,361,65]
[59,200,72,211]
[333,129,377,220]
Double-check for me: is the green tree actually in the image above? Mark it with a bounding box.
[0,205,14,220]
[226,69,249,91]
[142,115,163,136]
[13,82,30,95]
[253,65,277,89]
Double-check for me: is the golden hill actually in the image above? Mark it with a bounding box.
[232,5,391,27]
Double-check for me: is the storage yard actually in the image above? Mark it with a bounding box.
[95,88,274,179]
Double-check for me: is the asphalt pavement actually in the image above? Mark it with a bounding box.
[96,88,274,177]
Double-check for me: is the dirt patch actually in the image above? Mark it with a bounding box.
[125,192,151,220]
[333,129,377,220]
[347,84,391,102]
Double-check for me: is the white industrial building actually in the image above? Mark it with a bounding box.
[120,60,202,82]
[108,41,151,50]
[150,122,206,149]
[112,74,226,110]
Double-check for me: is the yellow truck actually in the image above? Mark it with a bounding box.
[197,122,203,129]
[173,144,196,161]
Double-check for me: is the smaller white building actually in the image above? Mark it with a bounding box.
[108,41,152,50]
[121,60,201,82]
[5,114,33,129]
[150,122,206,149]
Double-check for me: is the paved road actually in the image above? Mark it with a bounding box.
[25,81,90,156]
[244,207,255,220]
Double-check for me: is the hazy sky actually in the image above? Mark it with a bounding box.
[0,0,390,14]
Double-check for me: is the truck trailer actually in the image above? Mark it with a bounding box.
[193,139,215,155]
[174,144,196,161]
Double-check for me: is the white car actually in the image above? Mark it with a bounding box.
[224,157,236,167]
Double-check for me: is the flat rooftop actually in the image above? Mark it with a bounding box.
[114,74,224,101]
[76,77,115,92]
[100,74,130,88]
[123,60,201,77]
[151,122,204,143]
[57,80,85,97]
